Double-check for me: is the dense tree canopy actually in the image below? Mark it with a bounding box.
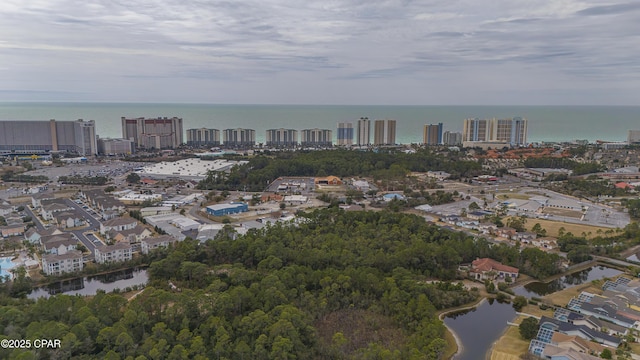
[198,149,482,191]
[1,209,563,359]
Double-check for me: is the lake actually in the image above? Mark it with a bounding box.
[512,265,623,298]
[28,268,148,299]
[443,299,516,360]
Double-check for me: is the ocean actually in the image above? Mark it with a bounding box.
[0,102,638,144]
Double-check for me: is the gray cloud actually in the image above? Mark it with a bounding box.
[0,0,638,104]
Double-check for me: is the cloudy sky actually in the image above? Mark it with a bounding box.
[1,0,639,104]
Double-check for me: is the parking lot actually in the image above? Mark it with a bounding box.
[266,177,316,195]
[24,161,148,181]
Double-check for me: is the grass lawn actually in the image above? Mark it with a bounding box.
[496,193,531,200]
[524,218,612,239]
[543,280,605,306]
[490,322,530,360]
[442,327,458,360]
[518,304,553,319]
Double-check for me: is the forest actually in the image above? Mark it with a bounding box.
[0,209,562,359]
[197,148,482,191]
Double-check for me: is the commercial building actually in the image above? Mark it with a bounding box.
[373,119,397,145]
[223,128,255,148]
[356,117,371,146]
[121,117,184,149]
[0,119,97,156]
[336,122,354,146]
[97,138,134,155]
[462,117,528,147]
[423,123,443,145]
[443,131,463,146]
[187,128,220,147]
[135,158,247,180]
[206,202,249,216]
[266,128,298,147]
[301,128,332,147]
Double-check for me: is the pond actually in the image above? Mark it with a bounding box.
[512,266,623,298]
[28,268,148,299]
[443,299,516,360]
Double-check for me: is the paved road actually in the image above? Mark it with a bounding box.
[24,206,45,231]
[63,199,103,259]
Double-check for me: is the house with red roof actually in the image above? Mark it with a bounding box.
[470,258,519,281]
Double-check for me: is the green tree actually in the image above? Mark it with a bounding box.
[600,348,612,359]
[512,296,528,312]
[519,317,539,340]
[126,172,141,184]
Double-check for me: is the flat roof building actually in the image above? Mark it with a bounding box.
[223,128,255,148]
[423,123,443,145]
[206,202,249,216]
[336,122,354,146]
[97,138,134,155]
[356,117,371,146]
[121,117,184,149]
[266,128,298,148]
[187,128,220,147]
[374,119,396,145]
[463,117,527,146]
[301,128,332,148]
[0,119,97,156]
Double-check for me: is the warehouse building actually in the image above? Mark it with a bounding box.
[206,202,249,216]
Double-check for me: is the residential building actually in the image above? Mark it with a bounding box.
[0,119,97,156]
[40,199,73,220]
[628,130,640,144]
[95,243,133,264]
[462,117,528,147]
[266,128,298,147]
[187,128,220,147]
[108,225,152,243]
[423,123,443,145]
[121,117,184,149]
[24,227,63,244]
[442,131,462,146]
[41,250,83,276]
[223,128,255,148]
[301,128,332,147]
[373,119,397,145]
[206,202,249,216]
[42,236,78,255]
[1,224,24,238]
[470,258,519,280]
[53,211,86,229]
[336,122,354,146]
[97,138,134,155]
[356,117,371,146]
[141,235,178,254]
[100,217,138,233]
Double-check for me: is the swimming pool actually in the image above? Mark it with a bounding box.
[0,257,18,281]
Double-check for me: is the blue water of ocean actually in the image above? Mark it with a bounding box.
[0,102,638,144]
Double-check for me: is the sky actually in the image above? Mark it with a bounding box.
[1,0,639,105]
